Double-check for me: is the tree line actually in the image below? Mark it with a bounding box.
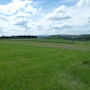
[0,35,37,39]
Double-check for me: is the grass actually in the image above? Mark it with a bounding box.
[0,39,90,90]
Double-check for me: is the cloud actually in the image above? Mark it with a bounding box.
[48,16,72,21]
[0,0,42,36]
[77,0,90,7]
[0,0,30,15]
[15,21,28,28]
[0,0,90,36]
[40,0,90,35]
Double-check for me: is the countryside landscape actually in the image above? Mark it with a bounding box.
[0,35,90,90]
[0,0,90,90]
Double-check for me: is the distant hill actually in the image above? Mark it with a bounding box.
[38,34,90,41]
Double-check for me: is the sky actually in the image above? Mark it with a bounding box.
[0,0,90,36]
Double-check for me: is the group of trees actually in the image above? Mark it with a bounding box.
[0,35,37,39]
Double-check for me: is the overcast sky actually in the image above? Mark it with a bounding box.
[0,0,90,36]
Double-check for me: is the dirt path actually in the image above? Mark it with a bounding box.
[0,40,90,52]
[18,41,90,52]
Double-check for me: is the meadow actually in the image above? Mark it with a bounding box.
[0,39,90,90]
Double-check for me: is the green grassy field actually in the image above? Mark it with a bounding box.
[0,39,90,90]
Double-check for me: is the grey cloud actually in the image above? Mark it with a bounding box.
[15,21,28,28]
[51,24,90,35]
[88,17,90,23]
[51,25,73,30]
[0,27,3,35]
[17,16,26,18]
[48,16,72,21]
[0,16,8,21]
[15,21,31,31]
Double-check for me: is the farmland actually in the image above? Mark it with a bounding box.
[0,39,90,90]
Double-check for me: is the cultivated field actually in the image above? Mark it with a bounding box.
[0,39,90,90]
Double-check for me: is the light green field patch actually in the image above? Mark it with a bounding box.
[0,40,90,90]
